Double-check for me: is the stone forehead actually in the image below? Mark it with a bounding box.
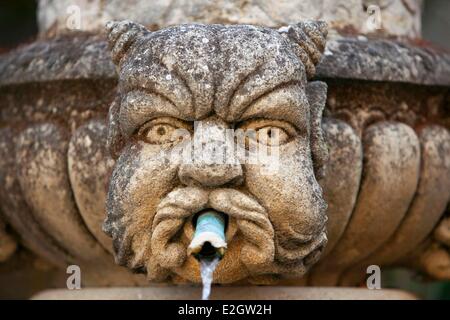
[120,23,306,120]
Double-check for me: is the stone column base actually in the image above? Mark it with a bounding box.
[32,286,417,300]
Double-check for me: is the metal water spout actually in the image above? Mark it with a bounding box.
[188,210,227,300]
[188,210,227,260]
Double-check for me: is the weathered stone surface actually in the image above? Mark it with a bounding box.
[16,123,111,264]
[316,36,450,86]
[0,127,71,267]
[371,126,450,265]
[324,81,450,138]
[0,34,114,85]
[68,120,115,253]
[0,12,449,289]
[317,118,362,258]
[11,122,145,286]
[308,118,363,285]
[2,35,450,88]
[32,286,417,300]
[307,82,330,177]
[340,125,450,285]
[38,0,423,38]
[311,122,420,285]
[408,205,450,281]
[103,21,329,283]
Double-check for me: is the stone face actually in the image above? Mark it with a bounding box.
[103,20,329,283]
[37,0,423,38]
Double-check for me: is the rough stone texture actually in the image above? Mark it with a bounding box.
[0,34,114,85]
[314,118,363,259]
[0,127,71,268]
[37,0,423,38]
[338,125,450,285]
[103,21,329,284]
[68,120,115,254]
[16,123,110,263]
[316,36,450,86]
[0,16,449,289]
[0,122,147,286]
[2,35,450,87]
[310,122,421,285]
[32,286,417,300]
[324,81,450,136]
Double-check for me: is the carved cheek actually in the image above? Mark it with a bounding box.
[244,138,326,241]
[109,142,180,231]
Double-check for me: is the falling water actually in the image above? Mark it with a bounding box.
[200,257,220,300]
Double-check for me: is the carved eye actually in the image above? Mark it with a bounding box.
[254,126,290,146]
[237,119,296,147]
[137,118,191,145]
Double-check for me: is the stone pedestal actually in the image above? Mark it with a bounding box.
[32,286,417,300]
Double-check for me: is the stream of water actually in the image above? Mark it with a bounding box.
[200,257,220,300]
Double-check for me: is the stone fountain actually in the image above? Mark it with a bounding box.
[0,0,449,299]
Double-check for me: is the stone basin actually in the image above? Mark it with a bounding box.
[32,286,417,300]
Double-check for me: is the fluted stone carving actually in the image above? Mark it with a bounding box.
[0,16,448,287]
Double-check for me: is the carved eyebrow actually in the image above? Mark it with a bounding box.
[119,90,184,137]
[218,55,305,123]
[238,83,309,132]
[121,57,194,118]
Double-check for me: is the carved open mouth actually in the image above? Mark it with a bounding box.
[150,187,274,275]
[148,187,329,283]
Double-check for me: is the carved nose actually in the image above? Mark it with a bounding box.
[179,163,243,187]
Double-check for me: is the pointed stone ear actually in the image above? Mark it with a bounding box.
[278,20,327,79]
[105,20,149,66]
[106,97,124,159]
[306,81,329,179]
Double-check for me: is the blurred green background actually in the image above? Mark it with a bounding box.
[383,268,450,300]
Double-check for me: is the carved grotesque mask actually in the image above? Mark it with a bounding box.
[103,20,329,283]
